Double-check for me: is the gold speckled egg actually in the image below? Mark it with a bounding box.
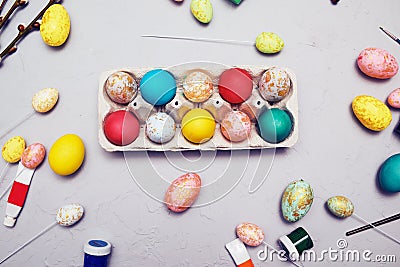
[281,180,314,222]
[352,95,392,131]
[40,4,70,47]
[327,196,354,218]
[190,0,213,24]
[32,88,59,113]
[255,32,284,54]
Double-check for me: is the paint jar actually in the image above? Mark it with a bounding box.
[83,239,112,267]
[278,227,313,260]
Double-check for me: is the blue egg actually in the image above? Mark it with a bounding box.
[257,108,293,143]
[140,69,177,106]
[379,153,400,192]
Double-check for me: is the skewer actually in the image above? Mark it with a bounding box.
[141,34,255,46]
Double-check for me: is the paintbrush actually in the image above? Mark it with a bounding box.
[346,212,400,236]
[379,27,400,45]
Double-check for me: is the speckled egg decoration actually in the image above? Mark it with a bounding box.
[105,71,138,104]
[56,203,84,226]
[21,143,46,169]
[236,222,265,247]
[327,196,354,218]
[357,48,398,79]
[2,136,25,163]
[145,112,176,144]
[165,173,201,213]
[259,67,291,102]
[40,4,70,47]
[255,32,284,54]
[32,88,59,113]
[352,95,392,131]
[387,88,400,108]
[183,71,214,102]
[221,111,251,142]
[281,180,314,222]
[191,0,213,24]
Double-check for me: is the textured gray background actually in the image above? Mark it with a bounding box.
[0,0,399,266]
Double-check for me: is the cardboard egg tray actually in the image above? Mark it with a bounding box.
[98,63,298,152]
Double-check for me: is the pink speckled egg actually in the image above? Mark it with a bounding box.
[357,48,398,79]
[388,88,400,108]
[236,222,265,247]
[221,111,251,142]
[21,143,46,169]
[165,173,201,213]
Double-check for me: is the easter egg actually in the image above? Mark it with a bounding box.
[258,67,291,102]
[236,222,265,247]
[357,48,398,79]
[32,88,59,113]
[190,0,213,24]
[21,143,46,169]
[352,95,392,131]
[140,69,177,106]
[40,4,70,47]
[104,71,138,104]
[103,110,140,146]
[221,111,251,142]
[327,196,354,218]
[165,173,201,212]
[379,153,400,192]
[56,203,84,226]
[181,109,215,144]
[218,68,253,104]
[48,134,85,176]
[183,71,214,102]
[387,88,400,108]
[255,32,284,54]
[2,136,25,163]
[257,108,293,143]
[281,180,314,222]
[145,112,176,144]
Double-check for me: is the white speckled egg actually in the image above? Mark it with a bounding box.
[327,196,354,218]
[105,71,138,104]
[183,71,214,102]
[258,67,291,102]
[56,203,84,226]
[165,173,201,213]
[236,222,264,247]
[145,112,176,144]
[221,111,251,142]
[32,88,59,113]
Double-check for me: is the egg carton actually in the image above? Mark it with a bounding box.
[98,63,298,152]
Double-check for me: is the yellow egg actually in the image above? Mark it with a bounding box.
[40,4,70,47]
[49,134,85,176]
[352,95,392,131]
[255,32,284,54]
[181,109,215,144]
[191,0,213,24]
[2,136,25,163]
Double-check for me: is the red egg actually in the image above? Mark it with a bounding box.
[21,143,46,169]
[218,68,253,104]
[103,110,140,146]
[165,173,201,213]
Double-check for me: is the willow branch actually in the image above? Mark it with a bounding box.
[0,0,29,30]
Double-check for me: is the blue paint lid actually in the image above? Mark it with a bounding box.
[84,239,112,256]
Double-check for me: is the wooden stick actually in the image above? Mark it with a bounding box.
[0,0,60,63]
[346,212,400,236]
[0,0,29,30]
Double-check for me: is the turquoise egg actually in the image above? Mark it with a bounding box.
[257,108,293,143]
[281,180,314,222]
[140,69,177,106]
[379,153,400,192]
